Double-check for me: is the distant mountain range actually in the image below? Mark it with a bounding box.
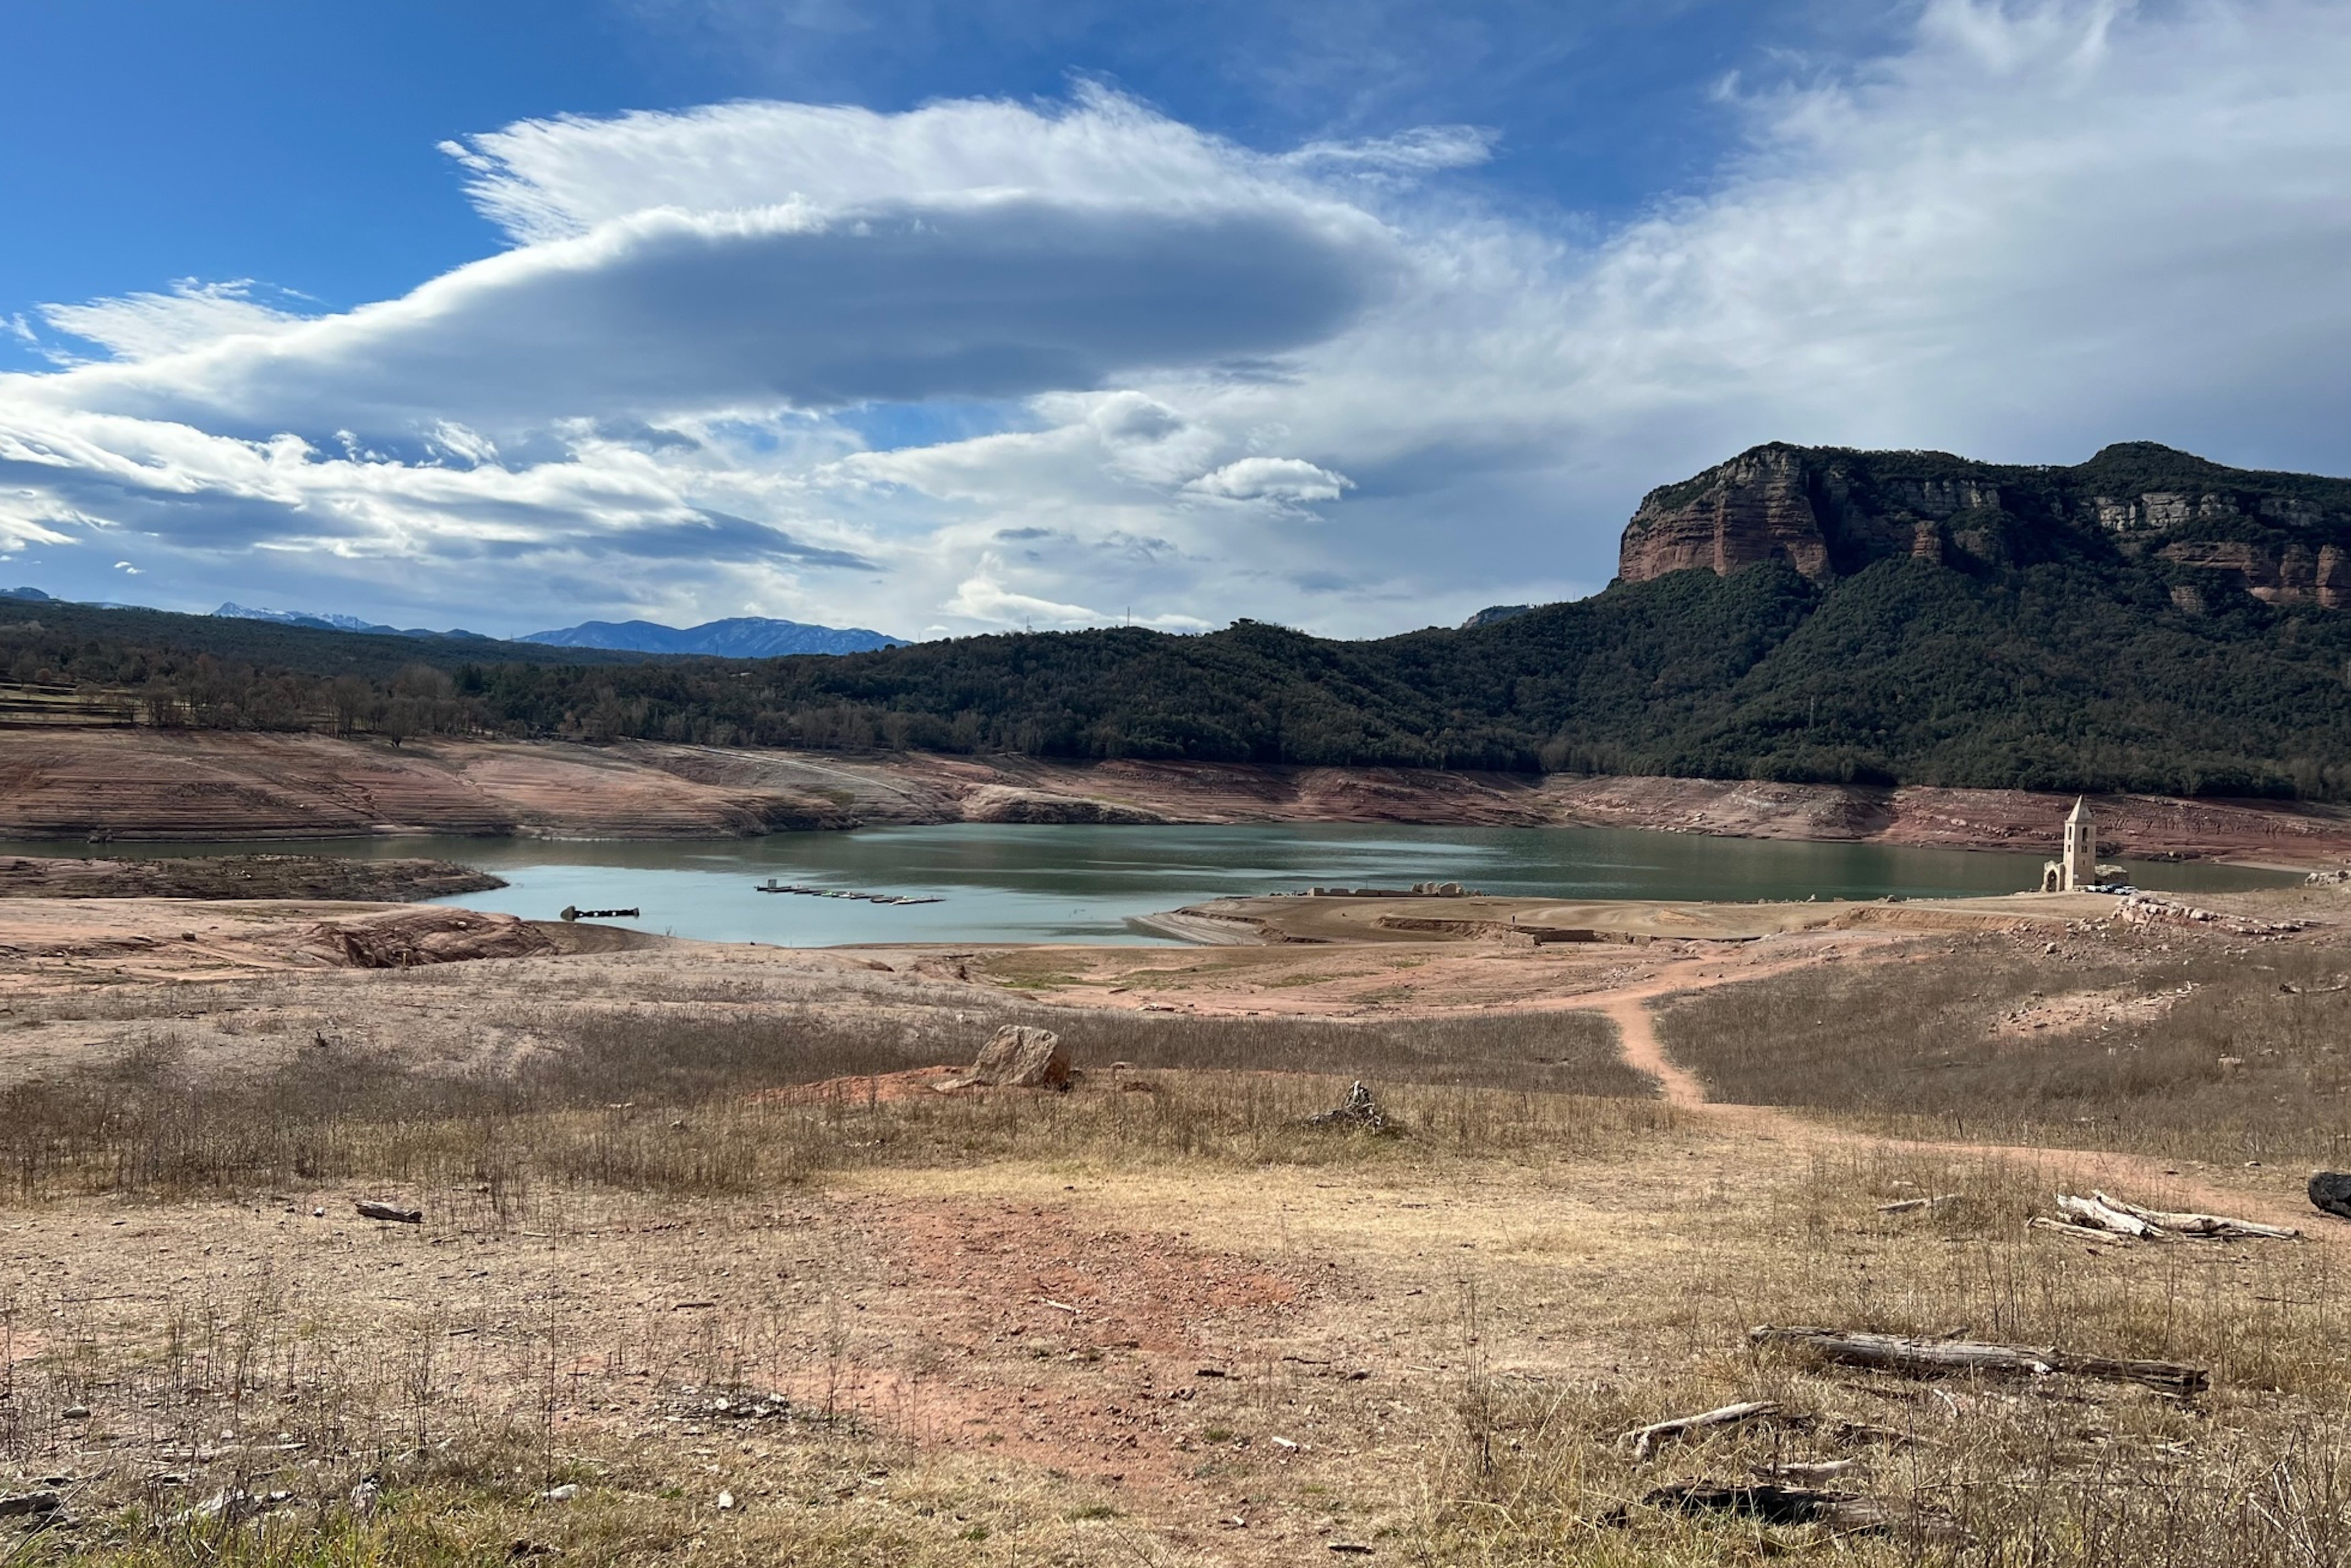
[2,587,52,602]
[518,617,906,657]
[213,602,495,640]
[207,602,904,657]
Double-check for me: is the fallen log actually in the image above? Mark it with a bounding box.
[2055,1193,2161,1239]
[354,1200,423,1225]
[1749,1326,2208,1395]
[2093,1190,2300,1241]
[2029,1215,2135,1245]
[1754,1326,2054,1378]
[2053,1352,2212,1395]
[1620,1400,1781,1460]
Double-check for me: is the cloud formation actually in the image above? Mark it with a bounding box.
[2,1,2349,638]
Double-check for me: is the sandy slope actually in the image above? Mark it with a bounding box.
[7,728,2351,864]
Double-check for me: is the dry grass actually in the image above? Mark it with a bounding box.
[1652,931,2351,1163]
[15,931,2351,1565]
[0,998,1656,1206]
[1414,1140,2351,1565]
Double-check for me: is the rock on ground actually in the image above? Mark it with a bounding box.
[2309,1172,2351,1220]
[959,1025,1071,1089]
[297,909,556,969]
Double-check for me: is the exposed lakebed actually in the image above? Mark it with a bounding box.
[0,823,2299,946]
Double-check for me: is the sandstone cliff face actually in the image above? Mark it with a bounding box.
[2156,540,2351,607]
[1618,441,2351,608]
[1615,446,1834,582]
[1617,445,1969,584]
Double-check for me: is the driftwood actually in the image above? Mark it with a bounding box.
[2093,1190,2299,1241]
[2047,1189,2300,1242]
[2029,1215,2133,1244]
[1306,1081,1392,1132]
[2055,1193,2162,1238]
[1750,1326,2208,1395]
[1620,1400,1781,1460]
[354,1200,423,1225]
[1624,1479,1887,1533]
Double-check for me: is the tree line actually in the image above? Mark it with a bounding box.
[10,551,2351,798]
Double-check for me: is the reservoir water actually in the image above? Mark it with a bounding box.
[2,823,2298,946]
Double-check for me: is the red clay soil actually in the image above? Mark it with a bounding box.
[828,1195,1321,1499]
[7,728,2351,864]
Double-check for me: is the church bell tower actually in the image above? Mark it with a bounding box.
[2062,797,2097,892]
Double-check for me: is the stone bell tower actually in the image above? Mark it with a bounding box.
[2062,797,2097,892]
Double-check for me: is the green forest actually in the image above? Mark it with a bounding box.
[11,542,2351,799]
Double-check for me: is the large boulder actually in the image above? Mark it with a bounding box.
[2309,1172,2351,1220]
[961,1025,1071,1089]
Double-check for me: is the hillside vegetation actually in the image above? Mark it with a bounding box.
[10,444,2351,799]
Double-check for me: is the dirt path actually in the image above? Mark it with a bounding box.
[1539,950,1853,1107]
[1556,947,2339,1240]
[1576,985,1709,1105]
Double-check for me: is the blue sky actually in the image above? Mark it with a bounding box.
[1,0,2347,638]
[0,0,1822,326]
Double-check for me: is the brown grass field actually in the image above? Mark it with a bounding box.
[3,881,2351,1565]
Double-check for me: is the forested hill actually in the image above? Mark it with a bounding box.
[10,441,2351,800]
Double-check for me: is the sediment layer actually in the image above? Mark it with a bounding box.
[4,729,2349,865]
[0,853,501,902]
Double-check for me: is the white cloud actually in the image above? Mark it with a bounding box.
[42,280,308,363]
[0,4,2347,638]
[28,196,1390,438]
[441,84,1432,242]
[1186,456,1353,503]
[945,564,1211,631]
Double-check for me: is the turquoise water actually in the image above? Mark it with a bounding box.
[0,823,2297,946]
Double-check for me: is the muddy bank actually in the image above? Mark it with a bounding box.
[1170,889,2120,947]
[7,729,2351,865]
[0,898,561,996]
[0,853,502,902]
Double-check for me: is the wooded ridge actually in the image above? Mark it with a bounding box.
[9,442,2351,800]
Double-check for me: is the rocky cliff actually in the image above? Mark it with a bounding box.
[1619,442,2351,609]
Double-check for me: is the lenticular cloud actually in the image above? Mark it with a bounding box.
[0,90,1421,625]
[30,92,1404,436]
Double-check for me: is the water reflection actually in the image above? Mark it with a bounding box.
[1,823,2298,947]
